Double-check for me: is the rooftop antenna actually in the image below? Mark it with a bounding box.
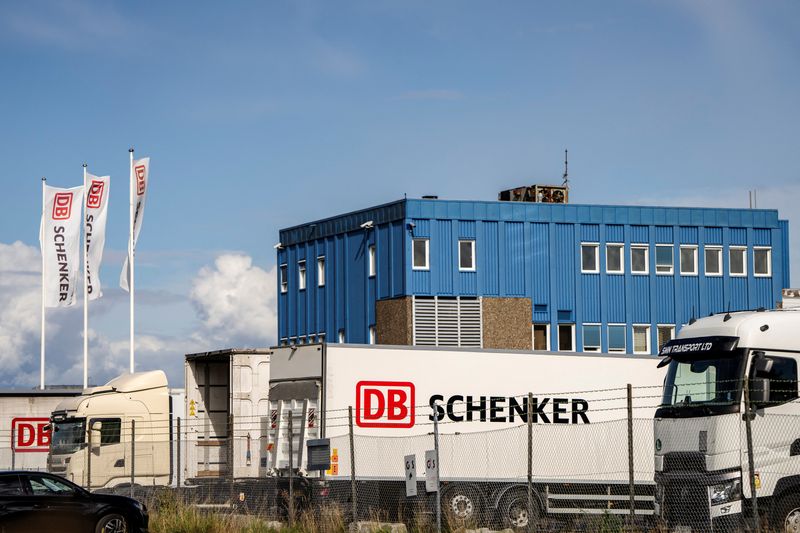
[562,149,569,188]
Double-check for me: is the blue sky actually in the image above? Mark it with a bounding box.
[0,0,798,387]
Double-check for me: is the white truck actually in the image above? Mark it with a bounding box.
[267,343,666,528]
[654,309,800,533]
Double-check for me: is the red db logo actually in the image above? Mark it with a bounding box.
[87,180,105,209]
[356,381,415,428]
[52,192,73,220]
[135,164,146,195]
[11,418,51,453]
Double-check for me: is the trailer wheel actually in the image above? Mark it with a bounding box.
[773,493,800,533]
[500,488,540,530]
[442,485,484,524]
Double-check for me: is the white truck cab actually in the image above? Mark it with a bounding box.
[654,309,800,532]
[47,371,180,489]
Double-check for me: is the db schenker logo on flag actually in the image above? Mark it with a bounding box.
[135,164,146,195]
[87,180,105,209]
[52,192,73,220]
[356,381,415,428]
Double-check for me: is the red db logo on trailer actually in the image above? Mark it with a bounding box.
[87,180,105,209]
[52,192,73,220]
[355,381,415,428]
[11,418,51,453]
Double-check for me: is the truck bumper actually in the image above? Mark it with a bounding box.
[655,474,742,532]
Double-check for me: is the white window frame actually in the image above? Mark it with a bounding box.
[704,246,722,277]
[657,324,675,351]
[753,246,772,277]
[606,244,624,274]
[679,245,698,276]
[531,323,550,351]
[630,244,649,275]
[655,245,674,275]
[729,246,747,277]
[317,256,326,287]
[458,239,476,272]
[581,243,600,273]
[298,260,306,290]
[632,324,651,354]
[280,264,288,293]
[338,329,345,343]
[582,323,601,352]
[369,325,376,345]
[368,245,376,277]
[607,324,626,353]
[412,238,430,270]
[558,323,576,352]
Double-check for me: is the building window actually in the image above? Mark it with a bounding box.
[368,245,376,277]
[581,243,599,273]
[608,325,626,353]
[657,325,675,351]
[754,247,771,277]
[655,245,674,275]
[583,324,601,352]
[631,245,648,275]
[730,246,747,276]
[369,325,376,345]
[299,335,306,344]
[413,239,429,270]
[558,324,575,352]
[338,329,345,343]
[317,257,326,287]
[606,244,624,274]
[532,324,549,351]
[459,240,476,271]
[298,260,306,290]
[633,325,650,354]
[680,246,698,276]
[413,296,482,347]
[704,247,722,276]
[280,264,288,293]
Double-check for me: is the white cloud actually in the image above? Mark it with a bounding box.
[190,254,277,346]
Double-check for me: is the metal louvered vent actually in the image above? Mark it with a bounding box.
[412,296,482,347]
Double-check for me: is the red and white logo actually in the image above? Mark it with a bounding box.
[87,180,105,209]
[52,192,73,220]
[135,164,146,196]
[11,418,51,453]
[356,381,415,428]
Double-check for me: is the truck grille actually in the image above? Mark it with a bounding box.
[663,452,706,472]
[664,481,710,531]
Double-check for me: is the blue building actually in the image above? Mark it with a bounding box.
[277,197,790,355]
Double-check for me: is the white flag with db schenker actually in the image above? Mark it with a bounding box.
[85,173,110,300]
[40,185,85,307]
[120,157,149,292]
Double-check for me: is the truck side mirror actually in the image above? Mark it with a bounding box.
[749,377,770,407]
[91,421,103,432]
[753,356,774,375]
[90,421,103,455]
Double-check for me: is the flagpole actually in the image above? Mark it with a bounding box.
[40,177,46,390]
[129,148,135,374]
[83,163,89,389]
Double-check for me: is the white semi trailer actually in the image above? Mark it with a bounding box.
[654,309,800,532]
[267,344,666,528]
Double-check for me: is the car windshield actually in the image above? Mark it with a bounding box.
[661,349,745,413]
[51,418,85,455]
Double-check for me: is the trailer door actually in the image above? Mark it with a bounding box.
[266,380,321,474]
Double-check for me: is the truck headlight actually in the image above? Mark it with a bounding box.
[709,479,742,505]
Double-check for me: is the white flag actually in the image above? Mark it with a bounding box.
[40,185,85,307]
[85,174,110,300]
[120,157,149,292]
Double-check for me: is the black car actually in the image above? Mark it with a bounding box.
[0,471,147,533]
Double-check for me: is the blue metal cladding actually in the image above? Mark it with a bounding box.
[277,198,790,354]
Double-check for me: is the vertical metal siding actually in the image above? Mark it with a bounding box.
[630,277,650,323]
[482,221,500,295]
[581,275,601,322]
[680,277,700,324]
[606,225,624,243]
[680,227,698,244]
[630,225,648,243]
[346,231,367,343]
[730,228,747,245]
[655,226,673,243]
[705,227,723,245]
[504,222,525,296]
[706,277,724,315]
[531,223,550,322]
[437,220,454,295]
[581,224,599,242]
[729,278,748,310]
[606,276,626,322]
[752,228,771,246]
[554,224,575,311]
[655,277,675,324]
[779,220,790,287]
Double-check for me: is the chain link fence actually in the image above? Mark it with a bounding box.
[2,382,799,532]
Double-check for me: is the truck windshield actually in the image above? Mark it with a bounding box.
[659,349,745,417]
[51,419,86,455]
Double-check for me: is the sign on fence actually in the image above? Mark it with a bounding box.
[425,449,438,493]
[404,454,417,497]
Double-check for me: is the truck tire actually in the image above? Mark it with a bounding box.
[442,484,484,524]
[499,488,540,530]
[95,513,127,533]
[773,493,800,533]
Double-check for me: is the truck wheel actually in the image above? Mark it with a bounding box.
[500,488,540,530]
[442,485,484,524]
[774,493,800,533]
[95,513,127,533]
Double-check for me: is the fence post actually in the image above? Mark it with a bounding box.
[11,428,15,470]
[527,392,533,533]
[348,406,357,525]
[176,417,181,489]
[743,378,760,532]
[627,384,635,526]
[86,424,92,491]
[130,419,136,498]
[433,406,442,533]
[288,410,294,527]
